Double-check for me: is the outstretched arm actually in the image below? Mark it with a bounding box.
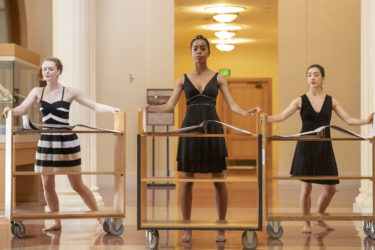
[267,97,300,123]
[3,87,40,118]
[144,75,184,113]
[70,88,119,113]
[333,97,374,125]
[218,74,259,116]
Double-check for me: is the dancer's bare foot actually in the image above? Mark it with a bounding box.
[216,230,226,242]
[43,222,61,232]
[313,221,334,231]
[302,222,311,234]
[180,230,192,242]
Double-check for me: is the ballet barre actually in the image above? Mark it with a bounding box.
[261,113,375,239]
[5,110,126,238]
[137,109,262,249]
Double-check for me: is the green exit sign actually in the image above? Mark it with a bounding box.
[219,68,230,77]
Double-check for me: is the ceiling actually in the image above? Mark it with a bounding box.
[174,0,278,50]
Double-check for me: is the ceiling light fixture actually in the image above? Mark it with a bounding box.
[211,38,253,44]
[204,6,246,14]
[216,44,235,52]
[214,31,236,39]
[202,24,242,31]
[213,13,238,23]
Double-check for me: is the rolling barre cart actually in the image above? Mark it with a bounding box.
[136,110,263,249]
[260,113,375,239]
[5,111,126,238]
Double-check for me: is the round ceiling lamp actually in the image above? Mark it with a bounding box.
[214,31,236,39]
[211,38,253,44]
[203,23,242,31]
[213,13,238,23]
[204,6,246,14]
[216,44,235,52]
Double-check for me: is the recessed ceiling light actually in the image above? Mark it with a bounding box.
[213,13,238,23]
[214,31,236,39]
[202,24,242,31]
[204,6,246,14]
[216,44,235,51]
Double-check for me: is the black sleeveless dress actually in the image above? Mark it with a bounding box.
[35,87,81,173]
[290,94,339,184]
[176,73,228,173]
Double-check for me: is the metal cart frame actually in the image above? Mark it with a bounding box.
[136,110,263,249]
[261,114,375,239]
[5,111,127,238]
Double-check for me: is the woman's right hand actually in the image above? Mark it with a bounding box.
[3,107,11,119]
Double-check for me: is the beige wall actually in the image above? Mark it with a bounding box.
[24,0,52,61]
[95,0,174,186]
[278,0,361,175]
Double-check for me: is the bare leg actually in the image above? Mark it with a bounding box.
[67,175,100,224]
[300,182,312,234]
[41,175,61,231]
[213,172,227,242]
[314,184,336,231]
[180,172,194,242]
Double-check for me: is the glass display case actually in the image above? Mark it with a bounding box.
[0,44,40,134]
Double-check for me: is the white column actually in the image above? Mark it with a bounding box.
[52,0,102,209]
[354,0,375,212]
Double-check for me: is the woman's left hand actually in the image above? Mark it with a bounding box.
[245,107,261,116]
[367,112,375,124]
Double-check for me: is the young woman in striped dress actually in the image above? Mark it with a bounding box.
[3,57,119,231]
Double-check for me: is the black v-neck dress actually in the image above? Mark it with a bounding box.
[176,73,228,173]
[290,94,339,184]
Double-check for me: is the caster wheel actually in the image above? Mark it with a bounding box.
[242,231,258,249]
[11,221,25,238]
[103,218,124,236]
[267,221,284,239]
[146,230,159,249]
[364,221,371,236]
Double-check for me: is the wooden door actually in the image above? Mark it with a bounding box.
[217,78,272,164]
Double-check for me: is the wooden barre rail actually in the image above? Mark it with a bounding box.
[267,212,375,221]
[13,171,124,176]
[269,176,375,180]
[14,130,123,134]
[141,220,258,228]
[140,133,257,138]
[141,177,258,183]
[269,136,365,141]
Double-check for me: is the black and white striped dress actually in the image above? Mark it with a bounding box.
[35,87,81,173]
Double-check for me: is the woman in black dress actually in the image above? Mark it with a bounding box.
[144,35,259,242]
[268,64,374,234]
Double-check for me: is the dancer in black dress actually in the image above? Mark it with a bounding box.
[144,35,259,242]
[4,57,119,231]
[268,64,374,234]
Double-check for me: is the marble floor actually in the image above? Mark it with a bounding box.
[0,175,373,249]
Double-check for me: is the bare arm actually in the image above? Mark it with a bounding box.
[218,74,259,116]
[70,88,119,113]
[267,97,301,123]
[3,87,40,118]
[144,75,184,113]
[332,97,374,125]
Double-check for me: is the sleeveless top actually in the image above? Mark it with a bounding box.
[290,94,339,184]
[34,87,81,173]
[176,73,228,173]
